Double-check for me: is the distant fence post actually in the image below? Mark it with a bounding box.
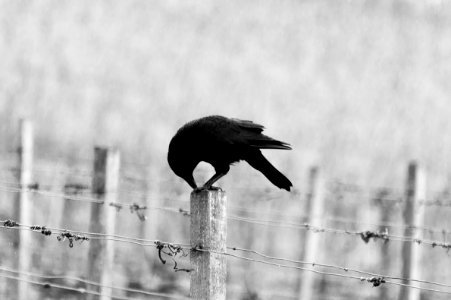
[14,119,34,300]
[374,189,394,300]
[399,162,426,300]
[298,167,325,300]
[190,190,227,300]
[87,147,120,300]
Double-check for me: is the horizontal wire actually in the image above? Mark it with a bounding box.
[194,248,451,295]
[0,184,169,221]
[3,169,451,208]
[226,215,451,250]
[0,266,189,299]
[0,182,448,235]
[0,185,104,203]
[2,220,451,295]
[3,160,451,295]
[3,219,451,289]
[1,183,451,250]
[5,216,450,256]
[0,273,131,300]
[8,166,93,178]
[3,163,451,200]
[0,183,161,208]
[227,246,451,289]
[4,165,451,206]
[0,184,422,238]
[0,220,190,248]
[180,201,451,237]
[7,165,154,182]
[2,183,451,227]
[330,181,451,207]
[0,186,422,236]
[328,180,402,194]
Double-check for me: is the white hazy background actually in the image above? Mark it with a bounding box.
[1,0,451,299]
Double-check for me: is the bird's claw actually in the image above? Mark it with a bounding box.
[193,186,223,193]
[193,187,206,193]
[207,185,223,191]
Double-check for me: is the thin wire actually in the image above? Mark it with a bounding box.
[0,266,190,299]
[0,179,68,192]
[0,186,104,204]
[7,217,451,255]
[329,181,451,209]
[5,164,451,207]
[227,246,451,289]
[329,180,402,194]
[0,184,159,210]
[3,183,447,239]
[330,180,451,202]
[0,220,190,248]
[3,171,451,209]
[239,203,450,237]
[194,248,451,295]
[228,214,451,249]
[9,165,156,182]
[0,273,132,300]
[3,219,451,290]
[1,184,451,249]
[2,185,451,234]
[2,220,451,295]
[9,166,94,178]
[0,183,444,236]
[3,163,451,202]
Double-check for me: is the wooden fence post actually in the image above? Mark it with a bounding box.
[14,119,34,300]
[190,190,227,300]
[399,162,426,300]
[373,189,394,300]
[298,167,325,300]
[87,147,120,300]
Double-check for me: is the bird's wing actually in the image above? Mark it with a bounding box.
[229,118,291,150]
[231,118,265,133]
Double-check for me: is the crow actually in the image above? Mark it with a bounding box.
[167,115,293,191]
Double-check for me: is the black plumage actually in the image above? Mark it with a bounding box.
[167,115,292,191]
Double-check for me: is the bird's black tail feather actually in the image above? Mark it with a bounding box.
[245,151,292,191]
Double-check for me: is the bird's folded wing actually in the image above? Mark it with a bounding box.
[229,119,291,150]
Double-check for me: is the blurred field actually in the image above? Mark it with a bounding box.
[1,0,451,299]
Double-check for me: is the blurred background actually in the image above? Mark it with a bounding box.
[1,0,451,299]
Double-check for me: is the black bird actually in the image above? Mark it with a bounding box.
[168,115,292,191]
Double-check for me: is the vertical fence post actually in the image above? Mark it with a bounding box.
[399,162,426,300]
[298,167,325,300]
[374,189,393,300]
[14,119,33,300]
[190,190,227,300]
[87,147,120,300]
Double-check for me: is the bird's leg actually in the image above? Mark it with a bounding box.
[193,176,224,192]
[193,166,229,192]
[202,172,226,190]
[199,168,229,191]
[184,174,197,190]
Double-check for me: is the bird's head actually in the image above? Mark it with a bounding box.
[167,137,198,189]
